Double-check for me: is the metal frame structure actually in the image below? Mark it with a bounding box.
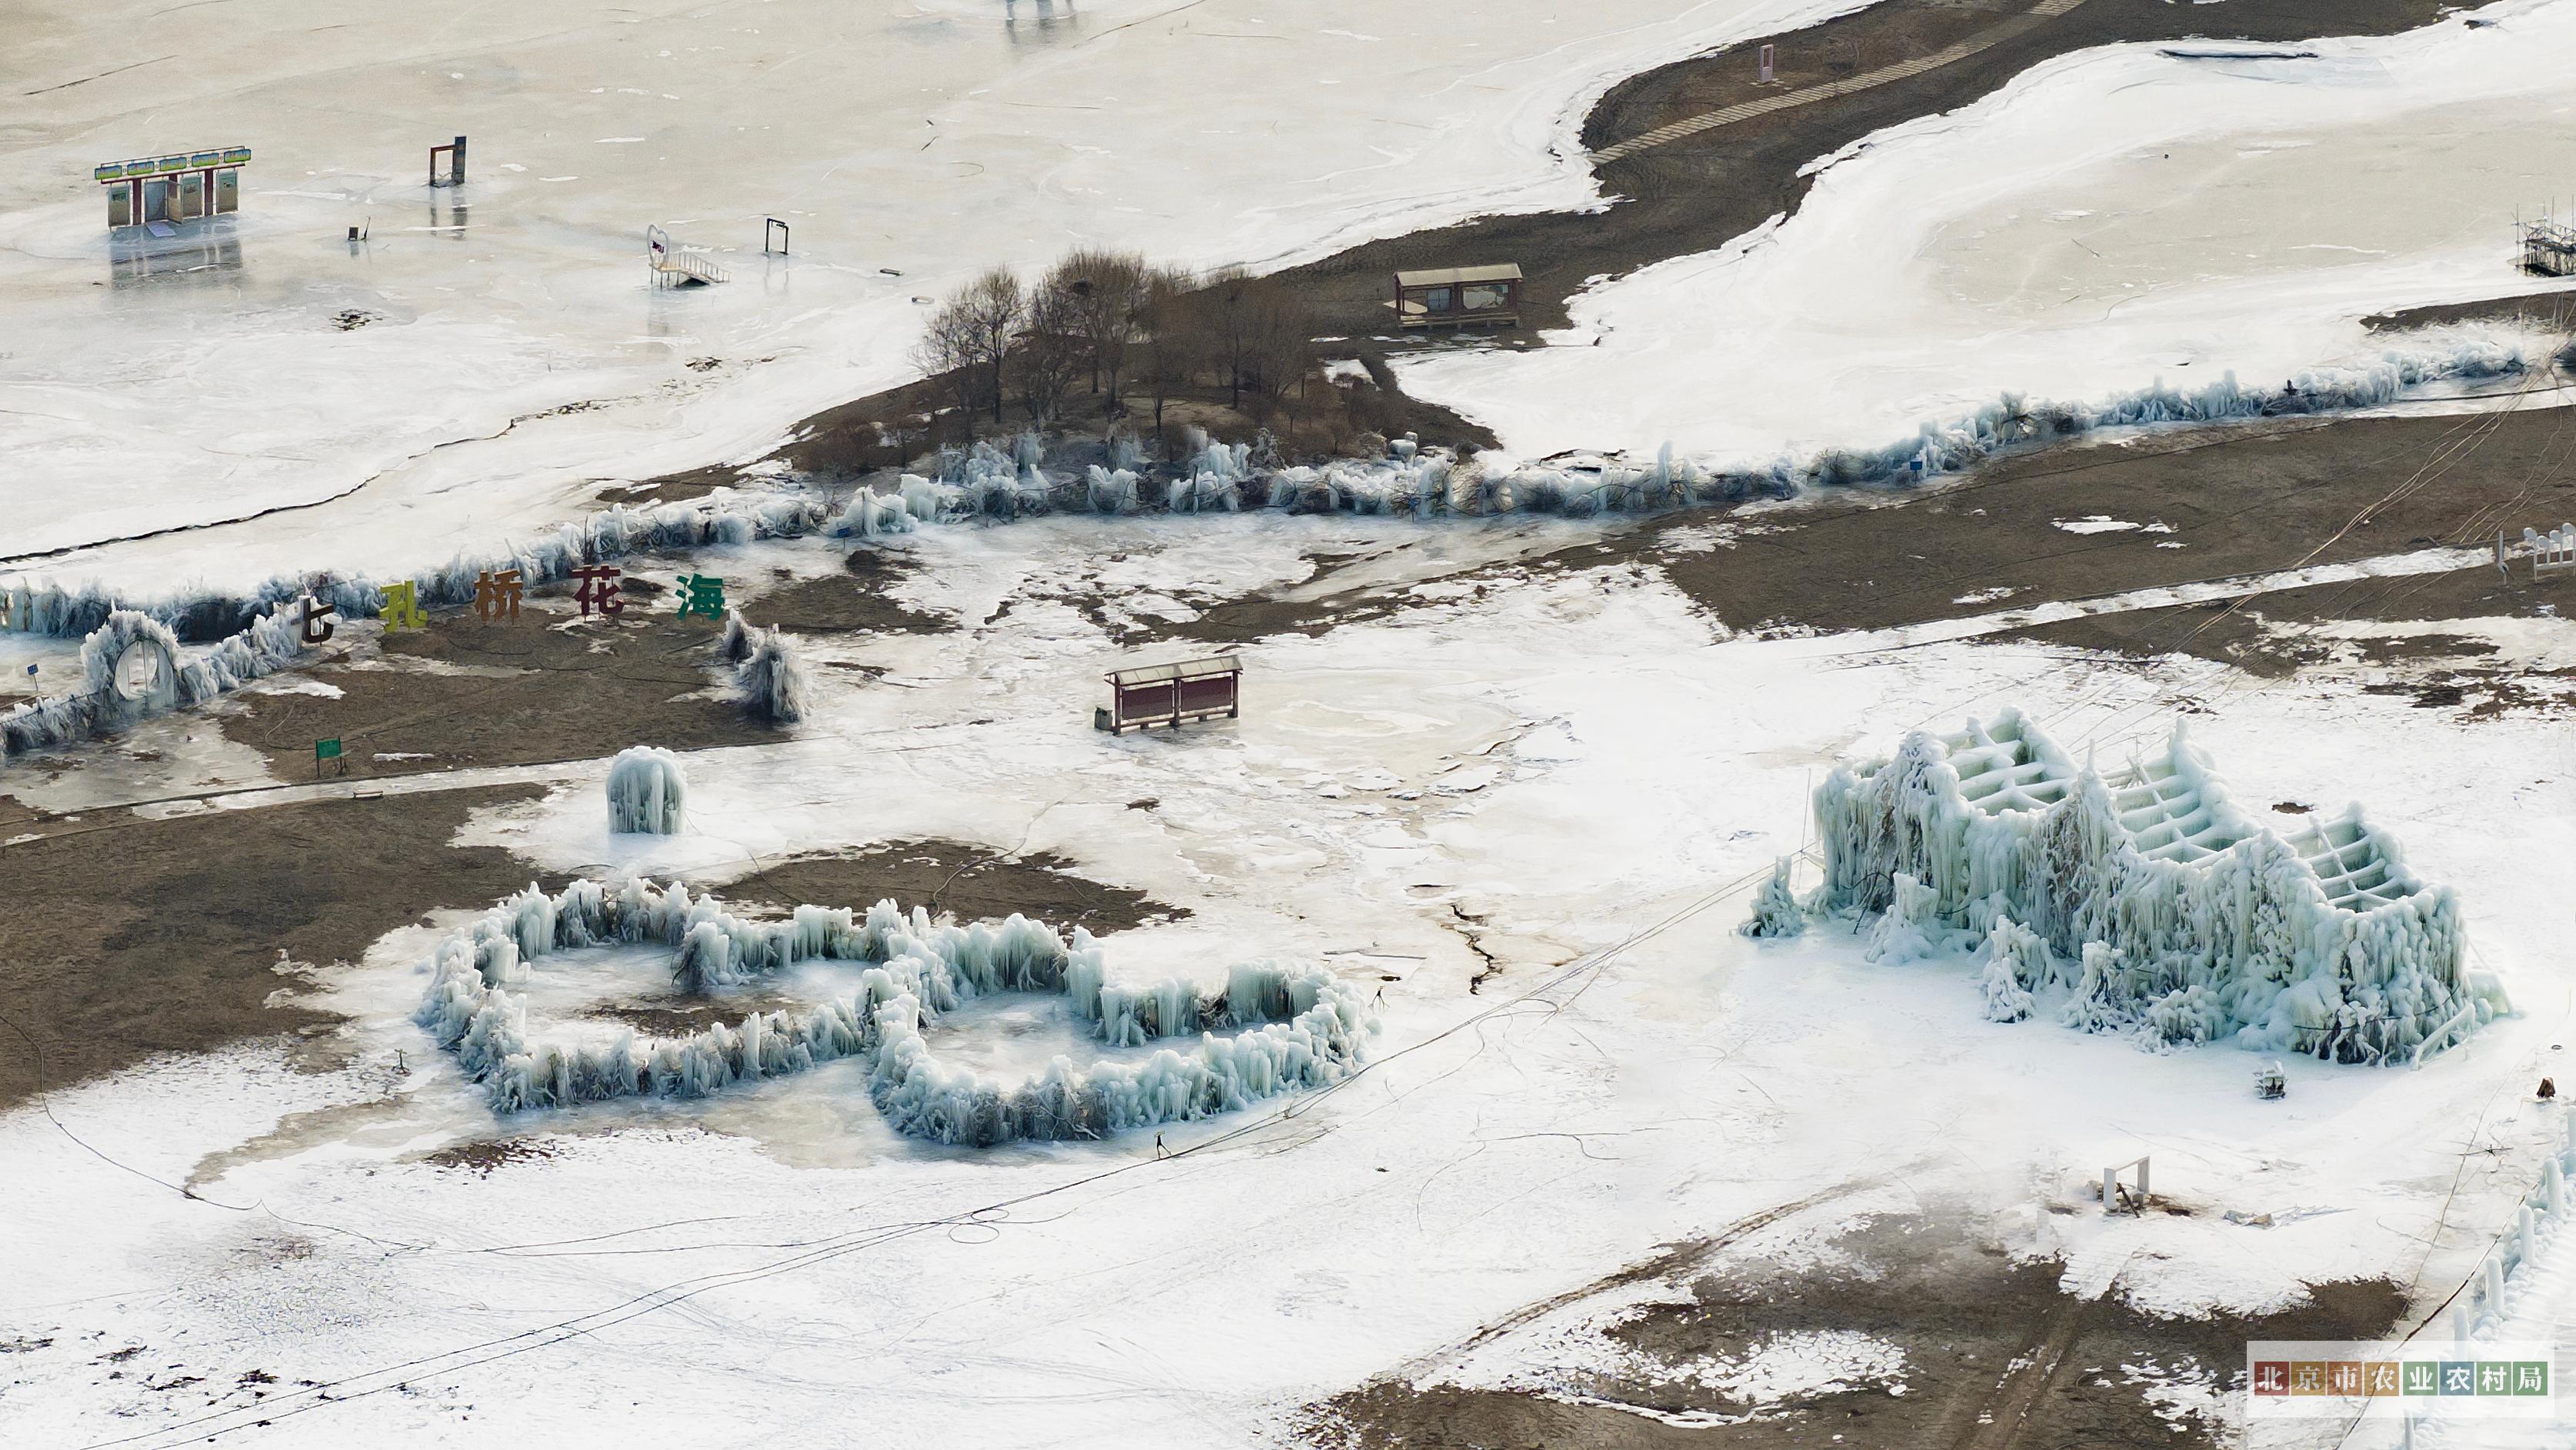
[1095,655,1241,733]
[428,135,467,188]
[765,216,791,255]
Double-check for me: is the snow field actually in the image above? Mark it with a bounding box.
[7,513,2574,1445]
[1395,0,2576,465]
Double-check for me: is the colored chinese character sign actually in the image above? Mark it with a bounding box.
[2248,1341,2552,1421]
[675,573,725,619]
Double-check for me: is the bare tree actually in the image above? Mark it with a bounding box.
[938,268,1022,424]
[910,293,981,437]
[1051,248,1150,407]
[1014,272,1085,425]
[1241,281,1313,413]
[1200,266,1258,411]
[1138,265,1199,433]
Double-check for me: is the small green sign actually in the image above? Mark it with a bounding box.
[315,737,343,760]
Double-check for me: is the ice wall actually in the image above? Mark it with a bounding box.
[2,336,2527,647]
[0,606,306,762]
[412,879,1380,1146]
[1811,708,2508,1063]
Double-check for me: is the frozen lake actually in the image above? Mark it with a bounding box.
[0,0,1845,589]
[1397,1,2576,464]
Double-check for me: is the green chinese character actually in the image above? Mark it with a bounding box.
[2515,1362,2550,1396]
[675,573,727,619]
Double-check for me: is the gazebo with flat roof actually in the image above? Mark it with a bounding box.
[1393,263,1521,329]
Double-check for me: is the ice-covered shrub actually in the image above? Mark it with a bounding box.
[1740,857,1806,938]
[411,878,1380,1145]
[1815,707,2507,1063]
[734,626,811,725]
[606,746,686,835]
[828,488,915,539]
[1863,872,1945,965]
[715,608,753,665]
[1979,958,2033,1023]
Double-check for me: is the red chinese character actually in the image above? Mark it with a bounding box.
[572,565,625,619]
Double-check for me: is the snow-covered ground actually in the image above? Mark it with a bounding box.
[1397,0,2576,464]
[5,517,2572,1445]
[0,0,1853,588]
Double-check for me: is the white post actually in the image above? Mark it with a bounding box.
[2488,1254,2508,1319]
[2102,1165,2117,1215]
[2454,1302,2469,1344]
[2136,1156,2150,1203]
[2524,1205,2540,1260]
[2549,1158,2567,1216]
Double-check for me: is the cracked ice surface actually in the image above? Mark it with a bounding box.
[7,515,2576,1444]
[1396,0,2576,463]
[0,0,1851,587]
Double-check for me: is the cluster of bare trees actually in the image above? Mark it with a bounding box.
[914,248,1315,436]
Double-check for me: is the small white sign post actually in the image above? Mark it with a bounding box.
[1758,42,1776,83]
[2102,1156,2151,1215]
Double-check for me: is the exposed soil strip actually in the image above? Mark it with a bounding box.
[1306,1211,2407,1450]
[0,785,558,1114]
[1591,0,2088,163]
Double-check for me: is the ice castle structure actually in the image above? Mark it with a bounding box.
[1812,708,2507,1063]
[413,878,1379,1145]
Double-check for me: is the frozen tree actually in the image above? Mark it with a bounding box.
[734,626,811,725]
[1863,872,1944,965]
[606,746,687,835]
[1979,956,2034,1023]
[715,608,753,665]
[1739,857,1806,938]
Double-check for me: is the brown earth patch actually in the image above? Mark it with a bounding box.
[0,785,562,1112]
[1302,1212,2406,1449]
[698,840,1183,939]
[735,548,955,637]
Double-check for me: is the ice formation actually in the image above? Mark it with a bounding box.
[732,626,811,725]
[1,607,306,762]
[412,878,1379,1145]
[605,747,687,835]
[1738,857,1806,938]
[2,494,828,642]
[3,338,2524,654]
[1814,708,2507,1062]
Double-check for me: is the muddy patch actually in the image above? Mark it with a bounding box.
[0,785,562,1112]
[697,839,1183,939]
[736,549,955,636]
[1301,1212,2404,1449]
[215,598,762,782]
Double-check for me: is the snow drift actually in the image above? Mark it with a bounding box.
[1809,708,2508,1063]
[412,878,1379,1145]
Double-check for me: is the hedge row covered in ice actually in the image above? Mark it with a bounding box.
[831,343,2525,525]
[1,607,308,763]
[1804,708,2508,1064]
[413,878,1378,1145]
[9,342,2523,642]
[3,495,827,642]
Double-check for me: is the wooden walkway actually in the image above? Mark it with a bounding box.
[1591,0,2088,165]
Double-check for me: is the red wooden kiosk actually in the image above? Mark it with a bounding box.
[1095,655,1241,733]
